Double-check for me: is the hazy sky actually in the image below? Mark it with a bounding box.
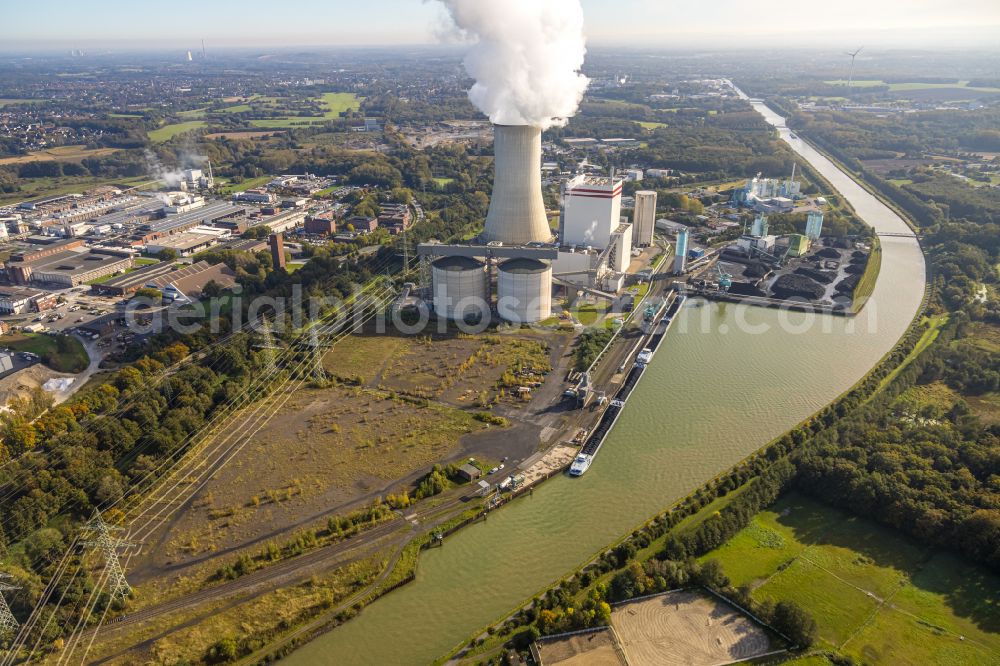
[5,0,1000,50]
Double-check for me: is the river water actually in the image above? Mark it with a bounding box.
[284,101,926,665]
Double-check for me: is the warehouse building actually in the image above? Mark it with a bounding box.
[10,247,134,287]
[0,287,45,314]
[145,231,221,257]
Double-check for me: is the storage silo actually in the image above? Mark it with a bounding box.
[432,256,490,321]
[497,258,552,324]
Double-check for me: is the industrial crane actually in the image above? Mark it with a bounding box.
[716,264,733,292]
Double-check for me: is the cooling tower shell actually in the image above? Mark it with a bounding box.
[497,258,552,324]
[482,125,553,246]
[432,256,490,321]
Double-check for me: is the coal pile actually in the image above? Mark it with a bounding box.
[851,250,867,260]
[845,263,865,275]
[730,282,767,297]
[816,247,842,259]
[772,274,825,300]
[743,262,770,279]
[835,274,860,294]
[795,266,836,284]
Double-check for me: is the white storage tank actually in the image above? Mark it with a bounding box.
[497,258,552,324]
[432,256,490,321]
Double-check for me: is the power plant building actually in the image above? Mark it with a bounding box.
[632,191,657,248]
[560,173,623,250]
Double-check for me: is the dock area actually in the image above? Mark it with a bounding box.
[577,293,685,465]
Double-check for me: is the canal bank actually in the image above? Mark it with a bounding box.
[281,99,927,666]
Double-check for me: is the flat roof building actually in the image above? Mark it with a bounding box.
[11,247,133,287]
[145,231,220,257]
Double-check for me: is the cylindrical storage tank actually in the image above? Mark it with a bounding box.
[497,258,552,324]
[431,256,490,321]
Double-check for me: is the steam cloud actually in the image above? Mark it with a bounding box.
[437,0,590,130]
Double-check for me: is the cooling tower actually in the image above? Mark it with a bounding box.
[481,125,553,246]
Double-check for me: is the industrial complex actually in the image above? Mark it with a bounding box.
[419,125,663,324]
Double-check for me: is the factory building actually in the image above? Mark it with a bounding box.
[805,211,824,240]
[0,287,45,315]
[9,247,134,287]
[608,223,633,274]
[560,173,623,250]
[145,231,221,257]
[674,229,689,274]
[632,191,657,248]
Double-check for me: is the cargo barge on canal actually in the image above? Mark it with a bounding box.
[570,293,686,476]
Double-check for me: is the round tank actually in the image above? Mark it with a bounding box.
[497,258,552,324]
[431,256,489,321]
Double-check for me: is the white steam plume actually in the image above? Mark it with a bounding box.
[437,0,590,130]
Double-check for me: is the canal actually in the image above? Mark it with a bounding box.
[283,100,927,665]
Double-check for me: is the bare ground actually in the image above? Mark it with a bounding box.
[611,591,775,666]
[537,629,625,666]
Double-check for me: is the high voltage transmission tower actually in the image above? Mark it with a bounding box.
[258,319,279,374]
[309,326,326,382]
[81,512,135,602]
[0,574,19,636]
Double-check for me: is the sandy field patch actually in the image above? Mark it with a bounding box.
[537,629,625,666]
[612,590,775,666]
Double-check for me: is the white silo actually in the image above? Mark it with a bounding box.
[432,256,490,321]
[632,190,657,248]
[497,258,552,324]
[481,125,553,246]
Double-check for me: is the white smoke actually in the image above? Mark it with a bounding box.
[437,0,590,130]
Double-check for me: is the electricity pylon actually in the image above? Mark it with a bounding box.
[309,326,326,381]
[81,512,135,602]
[0,574,19,636]
[259,319,279,374]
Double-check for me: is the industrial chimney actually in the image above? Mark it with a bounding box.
[481,125,553,246]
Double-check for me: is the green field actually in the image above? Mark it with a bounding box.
[246,92,362,128]
[0,98,46,107]
[0,175,154,207]
[219,104,251,113]
[824,79,1000,93]
[3,333,90,373]
[319,92,362,118]
[638,121,668,130]
[700,493,1000,664]
[217,175,271,195]
[148,121,208,142]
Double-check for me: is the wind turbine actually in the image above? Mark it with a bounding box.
[846,46,864,90]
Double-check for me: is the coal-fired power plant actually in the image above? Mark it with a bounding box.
[422,123,555,325]
[481,125,553,246]
[422,0,591,325]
